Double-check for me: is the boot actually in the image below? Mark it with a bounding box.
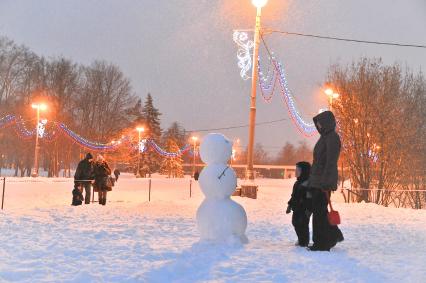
[307,245,330,252]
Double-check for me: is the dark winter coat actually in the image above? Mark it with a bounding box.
[94,161,112,192]
[288,161,311,212]
[74,157,94,182]
[309,111,341,190]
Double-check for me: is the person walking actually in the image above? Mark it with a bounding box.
[74,153,94,204]
[308,111,344,251]
[93,155,112,206]
[113,169,120,182]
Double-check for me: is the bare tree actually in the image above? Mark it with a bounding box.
[328,58,426,207]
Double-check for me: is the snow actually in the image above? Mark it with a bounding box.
[0,174,425,282]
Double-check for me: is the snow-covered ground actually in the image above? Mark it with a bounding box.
[0,174,425,282]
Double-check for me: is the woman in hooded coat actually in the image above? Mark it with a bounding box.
[93,155,112,206]
[308,111,344,251]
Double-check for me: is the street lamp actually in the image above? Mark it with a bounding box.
[324,88,340,111]
[191,136,198,178]
[246,0,268,180]
[136,127,145,177]
[31,103,47,177]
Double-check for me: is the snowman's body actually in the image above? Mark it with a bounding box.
[196,133,248,243]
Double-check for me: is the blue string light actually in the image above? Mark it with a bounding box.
[257,58,317,136]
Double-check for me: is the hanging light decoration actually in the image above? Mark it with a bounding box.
[233,31,317,137]
[233,30,254,81]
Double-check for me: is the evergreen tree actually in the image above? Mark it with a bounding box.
[160,138,184,178]
[142,93,162,140]
[141,93,162,175]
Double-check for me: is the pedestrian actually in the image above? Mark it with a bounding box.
[113,169,120,182]
[93,155,112,206]
[74,153,95,204]
[194,171,200,181]
[286,161,312,247]
[308,111,344,251]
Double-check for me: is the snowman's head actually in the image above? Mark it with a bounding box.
[200,133,233,165]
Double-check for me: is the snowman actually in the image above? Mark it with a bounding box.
[196,133,248,244]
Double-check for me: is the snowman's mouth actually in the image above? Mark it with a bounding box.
[217,166,230,180]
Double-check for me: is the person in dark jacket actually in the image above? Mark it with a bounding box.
[74,153,94,204]
[113,169,120,182]
[194,171,200,181]
[71,184,84,206]
[308,111,344,251]
[93,155,112,206]
[286,161,312,247]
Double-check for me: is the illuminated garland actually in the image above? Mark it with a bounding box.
[267,59,317,136]
[0,115,16,129]
[57,123,119,152]
[233,31,317,137]
[147,139,191,157]
[0,115,195,157]
[233,31,254,81]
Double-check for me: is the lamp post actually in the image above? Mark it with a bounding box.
[324,88,340,111]
[136,127,144,177]
[31,103,47,177]
[246,0,268,180]
[191,136,198,178]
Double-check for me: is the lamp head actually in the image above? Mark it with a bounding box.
[252,0,268,8]
[136,127,144,133]
[324,88,334,96]
[31,103,47,110]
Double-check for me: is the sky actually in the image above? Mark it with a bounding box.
[0,0,425,155]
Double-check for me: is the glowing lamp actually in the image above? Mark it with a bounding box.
[136,127,144,133]
[324,88,334,96]
[31,103,47,110]
[252,0,268,8]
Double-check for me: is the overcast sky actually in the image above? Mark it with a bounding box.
[1,0,425,154]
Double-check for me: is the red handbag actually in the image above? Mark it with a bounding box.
[325,191,341,225]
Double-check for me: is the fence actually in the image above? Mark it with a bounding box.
[1,177,5,210]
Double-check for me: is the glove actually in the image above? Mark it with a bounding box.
[285,205,292,214]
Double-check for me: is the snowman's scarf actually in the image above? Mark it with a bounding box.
[217,166,230,180]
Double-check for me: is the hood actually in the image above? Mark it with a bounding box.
[296,161,311,182]
[85,153,93,160]
[313,111,336,135]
